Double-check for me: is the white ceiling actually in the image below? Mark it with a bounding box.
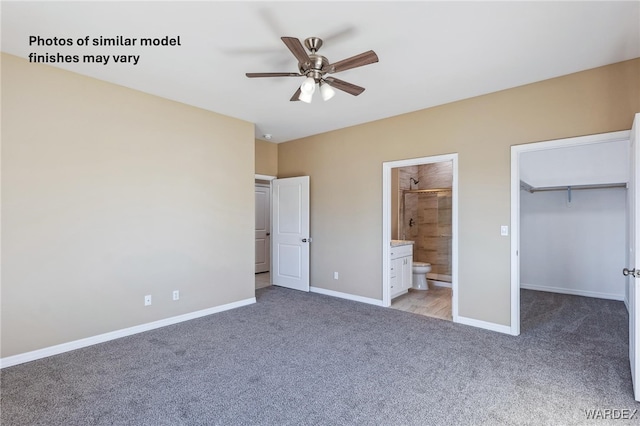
[2,1,639,143]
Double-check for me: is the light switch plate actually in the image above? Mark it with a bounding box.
[501,225,509,236]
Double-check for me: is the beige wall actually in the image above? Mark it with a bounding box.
[1,54,255,358]
[255,139,278,176]
[278,58,640,327]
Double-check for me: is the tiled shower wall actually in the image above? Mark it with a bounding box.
[398,161,452,281]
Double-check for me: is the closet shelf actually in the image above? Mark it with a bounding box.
[520,181,627,193]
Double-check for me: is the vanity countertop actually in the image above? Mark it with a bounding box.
[391,240,415,247]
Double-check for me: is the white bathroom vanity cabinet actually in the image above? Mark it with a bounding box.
[390,243,413,299]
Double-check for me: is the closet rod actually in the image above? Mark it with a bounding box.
[529,183,627,193]
[402,188,452,194]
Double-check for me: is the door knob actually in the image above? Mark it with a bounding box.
[623,268,637,277]
[302,238,307,243]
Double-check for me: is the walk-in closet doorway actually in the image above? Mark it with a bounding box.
[510,130,632,336]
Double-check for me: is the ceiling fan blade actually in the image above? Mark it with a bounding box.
[324,77,365,96]
[258,8,287,39]
[290,87,302,102]
[246,72,301,78]
[327,50,378,73]
[281,37,310,65]
[322,26,356,44]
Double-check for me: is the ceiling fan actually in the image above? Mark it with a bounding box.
[246,36,379,103]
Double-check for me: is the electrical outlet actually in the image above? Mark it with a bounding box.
[333,272,339,280]
[172,290,179,301]
[144,295,152,306]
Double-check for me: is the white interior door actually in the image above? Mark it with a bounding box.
[272,176,310,292]
[627,113,640,401]
[255,184,270,274]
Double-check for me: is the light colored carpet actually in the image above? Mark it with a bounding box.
[0,288,636,425]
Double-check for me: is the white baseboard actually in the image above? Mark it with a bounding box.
[0,297,256,369]
[520,283,624,301]
[456,315,512,335]
[310,286,383,307]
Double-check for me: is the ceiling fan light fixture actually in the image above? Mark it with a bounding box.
[298,90,313,103]
[320,82,336,101]
[300,77,316,95]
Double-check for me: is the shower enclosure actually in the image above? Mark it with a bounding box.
[400,188,452,283]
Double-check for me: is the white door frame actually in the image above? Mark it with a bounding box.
[255,174,276,279]
[255,183,271,273]
[627,114,640,400]
[382,153,459,322]
[509,130,630,336]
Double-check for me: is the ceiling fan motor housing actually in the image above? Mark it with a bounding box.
[299,54,329,81]
[297,38,328,82]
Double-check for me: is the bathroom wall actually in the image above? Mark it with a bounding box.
[397,165,419,240]
[418,161,453,189]
[397,162,453,282]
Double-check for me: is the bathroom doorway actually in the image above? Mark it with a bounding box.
[382,154,459,323]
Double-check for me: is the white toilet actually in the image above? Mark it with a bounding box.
[412,262,432,290]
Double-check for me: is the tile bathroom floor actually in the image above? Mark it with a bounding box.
[391,285,452,321]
